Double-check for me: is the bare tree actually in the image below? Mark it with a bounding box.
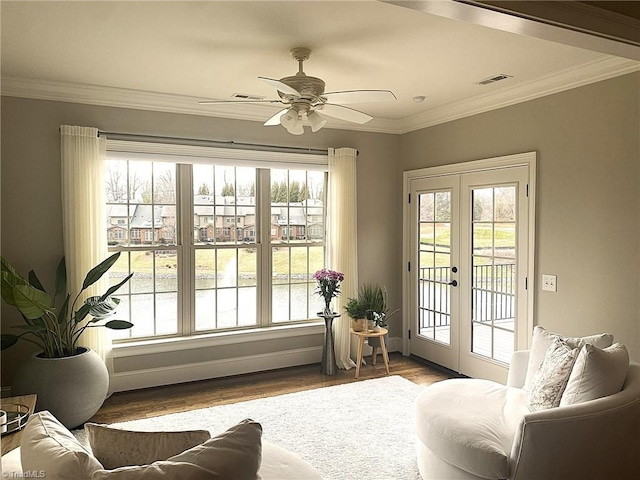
[106,163,145,203]
[106,163,127,202]
[155,169,176,203]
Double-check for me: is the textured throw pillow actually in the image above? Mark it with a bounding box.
[560,343,629,406]
[85,423,212,469]
[527,338,579,412]
[523,326,613,391]
[21,411,103,480]
[90,419,262,480]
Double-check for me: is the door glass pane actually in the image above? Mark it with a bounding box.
[417,191,452,345]
[471,186,516,362]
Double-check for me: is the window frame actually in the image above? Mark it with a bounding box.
[106,141,329,347]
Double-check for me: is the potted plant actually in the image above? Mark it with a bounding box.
[1,252,133,428]
[344,283,391,332]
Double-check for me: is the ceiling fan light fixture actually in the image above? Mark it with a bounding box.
[281,107,304,135]
[308,111,327,132]
[280,108,299,128]
[286,121,304,135]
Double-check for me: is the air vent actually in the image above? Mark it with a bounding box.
[232,93,265,100]
[477,74,512,86]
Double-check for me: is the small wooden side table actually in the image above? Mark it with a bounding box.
[350,327,390,379]
[1,394,37,456]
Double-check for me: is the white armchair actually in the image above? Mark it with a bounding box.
[416,350,640,480]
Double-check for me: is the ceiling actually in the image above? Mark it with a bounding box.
[1,1,638,134]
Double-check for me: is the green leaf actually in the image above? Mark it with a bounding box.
[82,253,121,291]
[28,270,46,292]
[85,296,118,320]
[74,303,92,324]
[1,257,29,306]
[13,284,53,320]
[55,258,67,297]
[99,273,133,302]
[12,324,46,333]
[104,320,133,330]
[1,334,19,350]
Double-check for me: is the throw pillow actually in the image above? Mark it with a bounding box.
[90,419,262,480]
[560,343,629,406]
[21,411,104,480]
[523,326,613,391]
[527,338,579,412]
[85,423,211,469]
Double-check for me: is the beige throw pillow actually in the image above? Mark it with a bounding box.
[86,423,211,469]
[527,338,579,412]
[90,419,262,480]
[21,411,104,480]
[560,343,629,406]
[524,326,613,391]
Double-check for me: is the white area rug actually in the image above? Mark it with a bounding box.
[79,375,425,479]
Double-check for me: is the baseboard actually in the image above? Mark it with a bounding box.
[387,336,402,353]
[109,346,324,392]
[110,336,404,392]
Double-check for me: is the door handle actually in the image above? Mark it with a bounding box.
[449,280,458,287]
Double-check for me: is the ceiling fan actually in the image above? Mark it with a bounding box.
[198,47,396,135]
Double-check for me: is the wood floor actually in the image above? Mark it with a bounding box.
[89,353,452,425]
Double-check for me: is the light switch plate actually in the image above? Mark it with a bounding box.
[542,274,557,292]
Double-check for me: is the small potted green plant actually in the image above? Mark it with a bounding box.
[344,283,393,333]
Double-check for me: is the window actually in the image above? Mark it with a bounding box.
[106,151,328,342]
[105,160,178,338]
[270,169,325,323]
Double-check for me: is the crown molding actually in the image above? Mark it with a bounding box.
[0,76,398,134]
[2,55,638,136]
[395,56,640,133]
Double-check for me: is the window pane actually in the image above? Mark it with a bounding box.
[272,284,290,323]
[156,293,178,335]
[109,158,327,341]
[107,249,178,339]
[194,165,256,246]
[272,247,290,285]
[195,290,215,331]
[238,287,257,326]
[269,168,326,324]
[471,185,517,363]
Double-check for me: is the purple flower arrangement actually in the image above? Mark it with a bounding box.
[312,268,345,315]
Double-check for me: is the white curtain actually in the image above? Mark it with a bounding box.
[60,126,110,365]
[328,147,358,370]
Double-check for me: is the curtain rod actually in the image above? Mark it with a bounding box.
[97,131,336,156]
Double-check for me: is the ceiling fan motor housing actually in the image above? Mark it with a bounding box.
[277,75,326,103]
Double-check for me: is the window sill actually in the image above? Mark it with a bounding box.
[112,321,325,358]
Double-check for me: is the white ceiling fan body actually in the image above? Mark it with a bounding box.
[199,47,396,134]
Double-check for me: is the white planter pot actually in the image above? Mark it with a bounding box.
[12,347,109,429]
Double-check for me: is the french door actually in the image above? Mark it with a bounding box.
[404,154,535,383]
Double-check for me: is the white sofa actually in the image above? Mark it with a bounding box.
[415,349,640,480]
[1,412,322,479]
[1,442,321,479]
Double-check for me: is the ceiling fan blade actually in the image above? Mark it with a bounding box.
[316,104,373,124]
[322,90,397,104]
[264,108,289,126]
[259,77,301,97]
[198,99,283,105]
